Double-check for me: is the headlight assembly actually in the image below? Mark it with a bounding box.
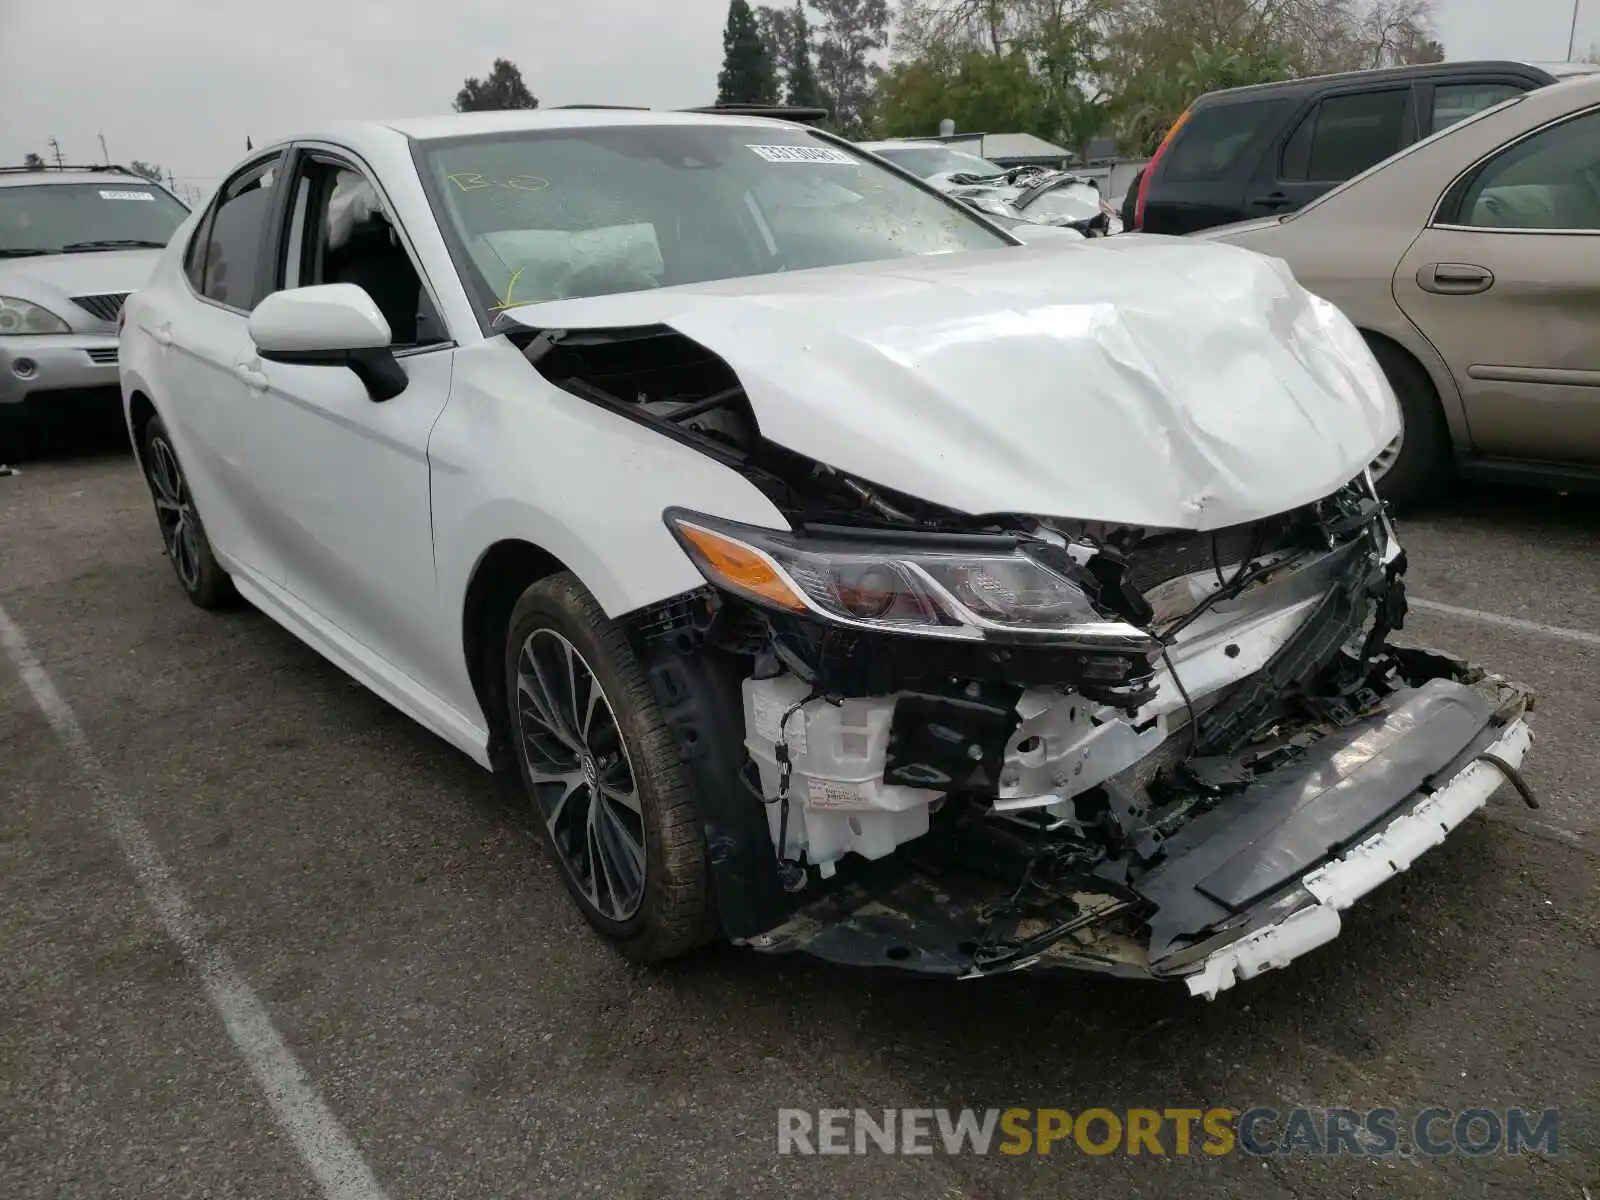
[0,296,70,336]
[664,508,1157,651]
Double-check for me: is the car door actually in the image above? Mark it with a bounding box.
[1252,85,1417,216]
[161,152,289,583]
[234,144,459,691]
[1394,105,1600,464]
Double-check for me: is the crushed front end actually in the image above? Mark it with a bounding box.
[512,318,1533,998]
[628,472,1534,997]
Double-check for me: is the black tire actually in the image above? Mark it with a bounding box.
[1364,335,1451,508]
[504,572,711,963]
[140,415,232,609]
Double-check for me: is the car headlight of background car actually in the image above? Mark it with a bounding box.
[0,296,71,335]
[664,509,1152,647]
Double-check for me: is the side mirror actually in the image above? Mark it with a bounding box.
[248,283,408,402]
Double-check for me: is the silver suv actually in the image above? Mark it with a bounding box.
[1,165,189,446]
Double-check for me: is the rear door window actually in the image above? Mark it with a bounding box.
[1280,88,1411,183]
[1161,99,1290,183]
[1430,82,1523,133]
[1447,108,1600,230]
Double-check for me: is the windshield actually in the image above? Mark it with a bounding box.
[417,124,1010,312]
[873,145,1007,179]
[0,182,189,255]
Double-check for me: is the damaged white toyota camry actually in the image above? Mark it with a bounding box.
[120,107,1536,998]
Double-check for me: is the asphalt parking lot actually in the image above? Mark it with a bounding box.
[2,437,1597,1200]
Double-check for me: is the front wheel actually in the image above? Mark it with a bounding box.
[504,572,713,962]
[141,416,232,608]
[1365,336,1451,507]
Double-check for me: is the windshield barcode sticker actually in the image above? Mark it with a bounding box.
[747,144,856,165]
[100,190,155,201]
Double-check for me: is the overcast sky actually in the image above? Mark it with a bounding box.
[2,0,1595,199]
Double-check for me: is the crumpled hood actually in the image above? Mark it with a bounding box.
[0,248,161,331]
[502,236,1399,531]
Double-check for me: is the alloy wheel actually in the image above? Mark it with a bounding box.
[515,628,648,922]
[1369,415,1406,483]
[147,435,202,592]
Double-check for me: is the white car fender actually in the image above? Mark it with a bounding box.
[429,335,790,631]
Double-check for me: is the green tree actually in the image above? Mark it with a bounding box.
[812,0,890,135]
[756,5,797,94]
[22,152,45,171]
[1402,37,1445,63]
[454,58,538,112]
[1112,43,1296,155]
[129,160,164,183]
[754,4,821,107]
[878,48,1045,138]
[719,0,779,104]
[784,4,823,107]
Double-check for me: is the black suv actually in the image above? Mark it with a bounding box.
[1130,60,1600,235]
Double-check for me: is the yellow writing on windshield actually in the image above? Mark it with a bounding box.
[447,173,550,193]
[488,266,527,312]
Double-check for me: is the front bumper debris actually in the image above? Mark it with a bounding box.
[1181,714,1531,998]
[738,669,1534,996]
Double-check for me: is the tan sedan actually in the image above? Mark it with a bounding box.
[1198,74,1600,502]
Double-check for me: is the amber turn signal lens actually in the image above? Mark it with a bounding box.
[677,524,807,612]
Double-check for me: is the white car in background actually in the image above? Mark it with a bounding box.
[119,109,1534,998]
[859,139,1118,235]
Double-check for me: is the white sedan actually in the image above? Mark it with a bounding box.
[120,108,1534,997]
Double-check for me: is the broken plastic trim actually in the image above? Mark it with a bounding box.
[1182,716,1533,998]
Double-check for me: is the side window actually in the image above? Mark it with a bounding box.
[1453,109,1600,231]
[278,158,440,347]
[1294,90,1409,183]
[1432,83,1522,133]
[1279,107,1316,181]
[193,158,279,309]
[1161,99,1290,184]
[181,211,212,290]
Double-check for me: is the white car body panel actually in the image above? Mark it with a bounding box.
[504,235,1399,532]
[424,336,793,722]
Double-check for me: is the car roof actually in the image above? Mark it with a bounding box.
[1531,60,1600,78]
[255,108,838,166]
[380,107,819,142]
[1193,59,1573,106]
[0,166,154,189]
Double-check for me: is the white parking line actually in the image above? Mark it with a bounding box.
[0,603,389,1200]
[1410,597,1600,649]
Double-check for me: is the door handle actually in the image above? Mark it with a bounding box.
[233,363,270,391]
[1251,191,1293,210]
[1418,262,1494,295]
[152,325,174,347]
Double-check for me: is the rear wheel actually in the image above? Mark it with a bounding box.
[504,572,712,962]
[141,415,232,608]
[1364,335,1451,507]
